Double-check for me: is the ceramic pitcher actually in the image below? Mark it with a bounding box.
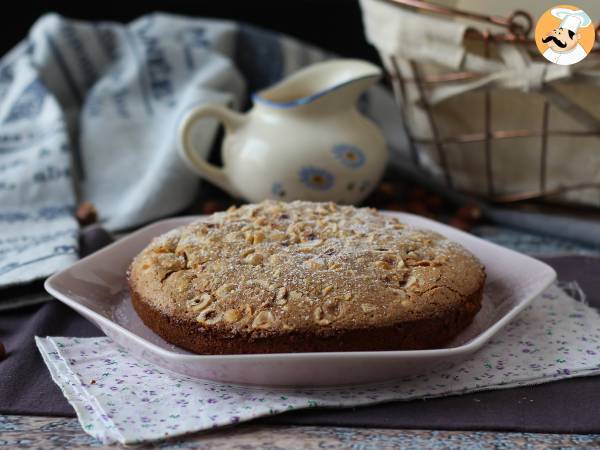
[178,59,387,204]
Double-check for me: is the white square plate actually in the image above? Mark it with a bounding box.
[45,212,556,386]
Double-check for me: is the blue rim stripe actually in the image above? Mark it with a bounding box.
[251,74,379,109]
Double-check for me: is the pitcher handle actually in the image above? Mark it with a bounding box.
[178,103,245,196]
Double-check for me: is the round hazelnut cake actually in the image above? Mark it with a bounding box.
[128,200,485,354]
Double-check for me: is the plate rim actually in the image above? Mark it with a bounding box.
[45,212,557,362]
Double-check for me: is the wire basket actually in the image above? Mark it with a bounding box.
[363,0,600,208]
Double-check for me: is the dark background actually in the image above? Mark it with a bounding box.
[0,0,379,62]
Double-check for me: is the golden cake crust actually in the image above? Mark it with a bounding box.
[128,200,485,354]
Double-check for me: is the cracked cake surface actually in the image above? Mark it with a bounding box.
[128,200,486,354]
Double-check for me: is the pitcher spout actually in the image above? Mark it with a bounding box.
[252,59,381,112]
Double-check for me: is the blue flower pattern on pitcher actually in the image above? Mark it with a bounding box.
[332,144,365,169]
[271,182,286,198]
[299,166,334,191]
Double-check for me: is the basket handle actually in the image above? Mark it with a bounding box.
[384,0,532,36]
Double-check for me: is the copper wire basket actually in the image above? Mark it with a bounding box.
[379,0,600,206]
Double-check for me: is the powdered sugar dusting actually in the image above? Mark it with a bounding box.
[130,200,485,336]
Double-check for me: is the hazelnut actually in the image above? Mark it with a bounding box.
[201,200,226,215]
[196,307,221,325]
[276,287,288,305]
[223,309,242,323]
[254,217,268,226]
[361,303,377,313]
[343,293,352,301]
[245,253,264,265]
[448,217,472,231]
[241,247,255,258]
[457,204,483,222]
[252,311,275,329]
[323,298,344,318]
[76,201,98,226]
[253,231,265,244]
[377,182,397,197]
[390,288,407,299]
[405,274,418,288]
[187,293,213,311]
[374,260,392,270]
[225,231,244,242]
[288,290,303,302]
[270,231,287,241]
[216,283,237,298]
[304,258,325,270]
[328,262,342,271]
[321,285,334,296]
[313,307,330,325]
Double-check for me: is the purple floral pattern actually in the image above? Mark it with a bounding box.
[36,283,600,445]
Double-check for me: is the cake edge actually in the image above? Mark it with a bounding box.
[128,272,484,354]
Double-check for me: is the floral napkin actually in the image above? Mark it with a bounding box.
[36,283,600,444]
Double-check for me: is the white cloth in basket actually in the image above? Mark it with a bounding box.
[359,0,600,207]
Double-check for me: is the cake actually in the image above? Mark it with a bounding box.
[128,200,485,354]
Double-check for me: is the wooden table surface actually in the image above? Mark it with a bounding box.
[2,415,600,449]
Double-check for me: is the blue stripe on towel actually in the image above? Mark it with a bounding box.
[123,30,153,116]
[45,32,82,103]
